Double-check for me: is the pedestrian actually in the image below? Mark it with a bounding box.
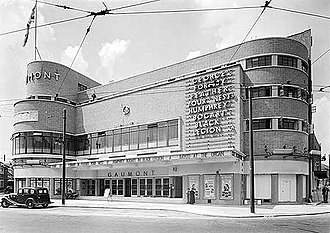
[321,185,329,203]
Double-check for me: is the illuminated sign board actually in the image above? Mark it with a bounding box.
[186,69,236,136]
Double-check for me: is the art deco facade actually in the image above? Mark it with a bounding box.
[11,29,317,204]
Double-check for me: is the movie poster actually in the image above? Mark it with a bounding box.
[204,175,215,199]
[188,175,199,198]
[220,174,234,199]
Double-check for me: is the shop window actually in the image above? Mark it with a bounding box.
[155,179,162,196]
[246,55,271,69]
[246,119,272,130]
[278,118,299,130]
[301,89,309,102]
[278,55,298,68]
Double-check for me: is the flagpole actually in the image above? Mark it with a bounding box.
[34,0,37,61]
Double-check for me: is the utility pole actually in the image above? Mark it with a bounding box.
[248,87,255,213]
[61,108,67,205]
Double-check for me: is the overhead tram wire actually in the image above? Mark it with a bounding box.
[56,15,97,94]
[109,5,262,15]
[0,15,91,37]
[0,5,264,37]
[228,0,272,63]
[35,0,93,14]
[312,48,330,65]
[268,6,330,20]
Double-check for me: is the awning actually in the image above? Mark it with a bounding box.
[314,171,328,179]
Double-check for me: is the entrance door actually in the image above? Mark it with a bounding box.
[174,176,183,198]
[124,178,131,197]
[280,180,291,201]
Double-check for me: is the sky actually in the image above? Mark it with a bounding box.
[0,0,329,164]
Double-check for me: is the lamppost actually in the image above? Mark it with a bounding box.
[248,86,255,213]
[61,109,67,205]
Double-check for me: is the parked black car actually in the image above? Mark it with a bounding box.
[1,187,52,209]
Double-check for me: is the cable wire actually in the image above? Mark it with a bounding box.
[269,6,330,20]
[0,15,91,37]
[229,1,272,62]
[110,5,262,15]
[57,15,97,94]
[36,0,93,14]
[312,48,330,65]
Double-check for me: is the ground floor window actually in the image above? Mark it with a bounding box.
[155,178,169,197]
[54,178,76,195]
[16,178,26,189]
[30,178,50,190]
[111,179,124,196]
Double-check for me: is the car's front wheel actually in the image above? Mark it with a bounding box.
[1,199,10,208]
[26,199,35,209]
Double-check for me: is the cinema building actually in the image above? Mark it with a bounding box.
[11,29,320,204]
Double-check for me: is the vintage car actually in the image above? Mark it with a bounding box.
[1,187,52,209]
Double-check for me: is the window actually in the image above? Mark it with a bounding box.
[129,127,138,150]
[278,118,299,130]
[147,124,158,148]
[279,86,299,98]
[139,125,148,149]
[158,122,168,147]
[106,131,114,153]
[250,86,272,98]
[168,120,179,146]
[114,129,122,152]
[122,128,130,151]
[278,55,298,68]
[246,55,271,69]
[302,60,309,73]
[246,119,272,130]
[78,83,88,92]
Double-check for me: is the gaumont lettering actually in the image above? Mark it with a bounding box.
[26,71,60,84]
[107,170,155,177]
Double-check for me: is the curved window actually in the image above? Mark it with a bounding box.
[279,86,299,98]
[301,60,309,73]
[246,55,271,69]
[250,86,272,98]
[278,55,297,68]
[278,118,299,130]
[246,119,272,130]
[12,132,76,156]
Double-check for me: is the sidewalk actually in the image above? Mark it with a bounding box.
[51,198,330,218]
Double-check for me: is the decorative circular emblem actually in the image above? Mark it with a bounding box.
[122,106,130,116]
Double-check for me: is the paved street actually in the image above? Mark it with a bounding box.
[1,206,329,233]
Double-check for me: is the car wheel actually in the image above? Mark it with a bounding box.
[42,203,49,208]
[26,199,35,209]
[1,199,10,208]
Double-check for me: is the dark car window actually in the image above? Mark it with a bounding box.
[30,189,35,194]
[18,189,23,194]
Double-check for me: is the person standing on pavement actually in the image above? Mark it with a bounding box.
[321,185,329,203]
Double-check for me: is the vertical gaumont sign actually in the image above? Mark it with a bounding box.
[26,71,60,85]
[186,68,236,139]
